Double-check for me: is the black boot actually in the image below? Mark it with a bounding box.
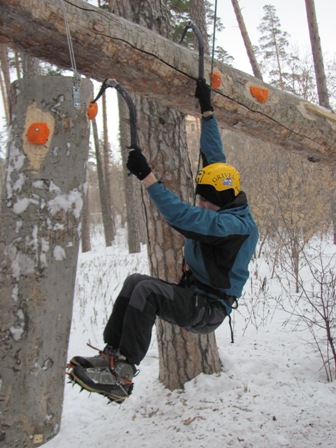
[69,345,118,369]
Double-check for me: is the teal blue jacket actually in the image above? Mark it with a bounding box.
[147,115,258,308]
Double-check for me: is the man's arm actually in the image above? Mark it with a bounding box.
[142,172,157,187]
[200,113,226,165]
[195,78,226,165]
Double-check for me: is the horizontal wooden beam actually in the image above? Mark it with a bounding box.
[0,0,335,164]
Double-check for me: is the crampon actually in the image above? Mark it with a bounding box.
[66,365,134,404]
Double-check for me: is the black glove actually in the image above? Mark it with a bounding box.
[126,147,152,180]
[195,78,214,113]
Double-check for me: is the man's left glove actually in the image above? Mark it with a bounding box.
[195,77,214,114]
[126,147,152,180]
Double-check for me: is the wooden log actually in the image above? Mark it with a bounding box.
[0,0,335,164]
[0,76,92,447]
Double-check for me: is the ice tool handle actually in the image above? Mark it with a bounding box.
[91,78,139,149]
[179,21,204,80]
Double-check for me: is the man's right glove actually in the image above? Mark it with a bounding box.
[126,147,152,180]
[195,78,214,114]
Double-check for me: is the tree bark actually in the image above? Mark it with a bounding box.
[190,0,210,55]
[136,97,222,389]
[91,118,114,246]
[0,0,335,163]
[0,44,10,126]
[81,183,91,252]
[231,0,263,80]
[101,93,115,243]
[0,76,92,447]
[118,96,143,253]
[305,0,331,109]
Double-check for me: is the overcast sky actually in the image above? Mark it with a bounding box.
[214,0,335,74]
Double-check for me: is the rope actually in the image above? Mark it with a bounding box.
[210,0,218,92]
[60,0,81,108]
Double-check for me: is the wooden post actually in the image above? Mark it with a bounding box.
[0,76,93,447]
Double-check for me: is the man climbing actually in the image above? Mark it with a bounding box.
[67,79,259,403]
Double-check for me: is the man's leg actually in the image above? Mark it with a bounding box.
[103,273,154,348]
[69,273,152,368]
[117,277,197,365]
[67,275,197,402]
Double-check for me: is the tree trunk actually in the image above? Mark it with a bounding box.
[0,76,92,447]
[118,96,143,253]
[0,44,11,126]
[113,0,222,389]
[91,118,114,246]
[190,0,210,54]
[21,51,42,78]
[305,0,331,109]
[137,96,222,389]
[81,184,91,253]
[101,93,115,243]
[0,0,335,164]
[231,0,263,80]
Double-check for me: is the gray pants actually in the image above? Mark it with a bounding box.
[103,274,227,365]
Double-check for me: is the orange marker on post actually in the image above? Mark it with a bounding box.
[250,86,269,103]
[87,102,98,120]
[211,72,222,89]
[26,122,50,145]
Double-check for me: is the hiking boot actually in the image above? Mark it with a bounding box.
[69,345,118,369]
[69,360,136,403]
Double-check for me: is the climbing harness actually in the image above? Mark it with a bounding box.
[59,0,81,108]
[91,79,139,149]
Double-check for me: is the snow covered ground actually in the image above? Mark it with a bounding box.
[45,228,336,448]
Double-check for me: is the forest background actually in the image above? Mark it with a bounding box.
[1,0,335,248]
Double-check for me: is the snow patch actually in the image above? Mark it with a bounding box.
[13,173,26,192]
[53,246,66,261]
[11,284,19,303]
[7,245,35,280]
[13,197,39,214]
[9,309,25,341]
[6,141,26,200]
[32,180,61,193]
[48,189,83,219]
[15,220,23,233]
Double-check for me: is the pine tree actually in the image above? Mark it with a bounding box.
[257,4,291,89]
[167,0,233,65]
[305,0,331,108]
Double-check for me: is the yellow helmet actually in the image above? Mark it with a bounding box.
[196,162,240,206]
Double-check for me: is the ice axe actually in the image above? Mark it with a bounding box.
[179,21,222,89]
[179,21,205,80]
[91,78,139,149]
